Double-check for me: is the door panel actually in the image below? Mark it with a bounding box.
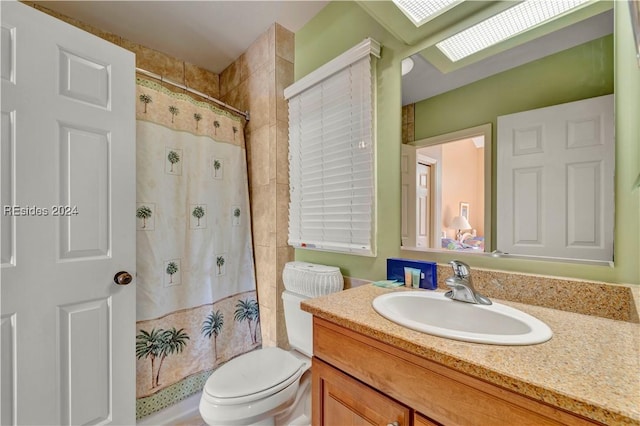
[58,298,111,425]
[512,167,543,245]
[1,110,15,266]
[58,48,110,109]
[567,161,601,247]
[0,314,16,426]
[0,3,135,424]
[1,25,14,82]
[59,124,110,259]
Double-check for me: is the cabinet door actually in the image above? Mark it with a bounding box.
[414,412,441,426]
[313,358,410,426]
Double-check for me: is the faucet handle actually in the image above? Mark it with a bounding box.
[449,260,470,278]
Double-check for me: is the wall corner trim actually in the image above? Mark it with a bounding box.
[284,38,381,100]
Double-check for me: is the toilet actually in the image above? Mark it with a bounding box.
[199,262,343,426]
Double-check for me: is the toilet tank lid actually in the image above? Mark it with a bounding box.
[204,347,305,399]
[284,261,340,274]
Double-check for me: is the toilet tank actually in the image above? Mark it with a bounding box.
[282,262,343,357]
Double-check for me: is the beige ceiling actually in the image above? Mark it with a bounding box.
[34,0,329,74]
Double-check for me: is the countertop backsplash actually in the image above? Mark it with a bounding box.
[342,264,639,323]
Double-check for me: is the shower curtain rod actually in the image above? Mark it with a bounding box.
[136,67,250,121]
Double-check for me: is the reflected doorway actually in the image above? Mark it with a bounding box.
[416,160,434,248]
[402,125,489,253]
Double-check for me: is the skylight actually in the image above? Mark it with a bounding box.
[436,0,590,62]
[392,0,463,27]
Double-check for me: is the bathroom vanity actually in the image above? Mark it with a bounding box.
[301,285,640,425]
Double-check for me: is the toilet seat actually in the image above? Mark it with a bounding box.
[202,347,307,406]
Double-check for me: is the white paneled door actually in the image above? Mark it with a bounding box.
[497,95,614,262]
[1,3,135,425]
[401,145,416,248]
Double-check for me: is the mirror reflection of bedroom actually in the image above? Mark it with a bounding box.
[401,132,485,253]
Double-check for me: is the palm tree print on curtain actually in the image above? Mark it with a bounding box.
[193,113,202,130]
[213,159,222,179]
[234,298,260,344]
[167,150,180,172]
[201,310,224,360]
[139,94,152,113]
[135,328,164,389]
[168,105,179,123]
[155,328,189,387]
[136,327,190,389]
[216,255,225,275]
[233,207,241,226]
[136,205,152,229]
[166,261,178,284]
[192,205,205,227]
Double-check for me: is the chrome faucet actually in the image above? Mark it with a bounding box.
[444,260,492,305]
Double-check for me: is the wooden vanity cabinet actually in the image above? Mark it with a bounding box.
[311,317,600,426]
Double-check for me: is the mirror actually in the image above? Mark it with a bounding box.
[400,6,614,264]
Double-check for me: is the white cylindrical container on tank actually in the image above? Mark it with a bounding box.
[282,261,343,297]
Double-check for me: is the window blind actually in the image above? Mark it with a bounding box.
[286,40,378,256]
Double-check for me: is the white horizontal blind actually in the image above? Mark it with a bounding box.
[288,54,375,255]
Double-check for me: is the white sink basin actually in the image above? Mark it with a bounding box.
[372,291,552,345]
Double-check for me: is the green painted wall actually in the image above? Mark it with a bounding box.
[414,35,614,140]
[294,1,640,285]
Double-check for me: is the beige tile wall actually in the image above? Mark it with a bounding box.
[402,103,415,144]
[220,24,294,348]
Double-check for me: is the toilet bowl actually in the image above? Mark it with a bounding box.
[199,347,310,426]
[199,262,343,426]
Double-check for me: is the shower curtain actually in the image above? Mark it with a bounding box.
[134,78,260,419]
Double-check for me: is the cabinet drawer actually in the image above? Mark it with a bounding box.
[313,318,599,426]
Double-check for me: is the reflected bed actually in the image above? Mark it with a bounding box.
[441,236,484,251]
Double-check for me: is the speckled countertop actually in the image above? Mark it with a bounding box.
[301,285,640,425]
